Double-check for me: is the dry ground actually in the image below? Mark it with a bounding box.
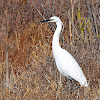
[0,0,100,100]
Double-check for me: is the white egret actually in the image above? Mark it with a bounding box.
[41,16,88,87]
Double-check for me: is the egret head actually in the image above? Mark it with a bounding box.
[40,16,62,23]
[49,16,61,22]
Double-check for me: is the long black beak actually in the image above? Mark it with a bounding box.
[40,19,51,22]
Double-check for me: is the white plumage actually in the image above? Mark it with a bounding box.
[41,16,88,87]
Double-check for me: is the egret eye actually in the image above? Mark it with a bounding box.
[50,19,54,21]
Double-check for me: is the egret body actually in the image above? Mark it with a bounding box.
[41,16,88,87]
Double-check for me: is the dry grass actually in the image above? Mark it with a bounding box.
[0,0,100,100]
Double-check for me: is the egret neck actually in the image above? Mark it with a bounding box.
[52,21,63,57]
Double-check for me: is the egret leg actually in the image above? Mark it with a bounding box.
[65,76,73,86]
[56,74,62,100]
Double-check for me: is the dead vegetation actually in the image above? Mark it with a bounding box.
[0,0,100,100]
